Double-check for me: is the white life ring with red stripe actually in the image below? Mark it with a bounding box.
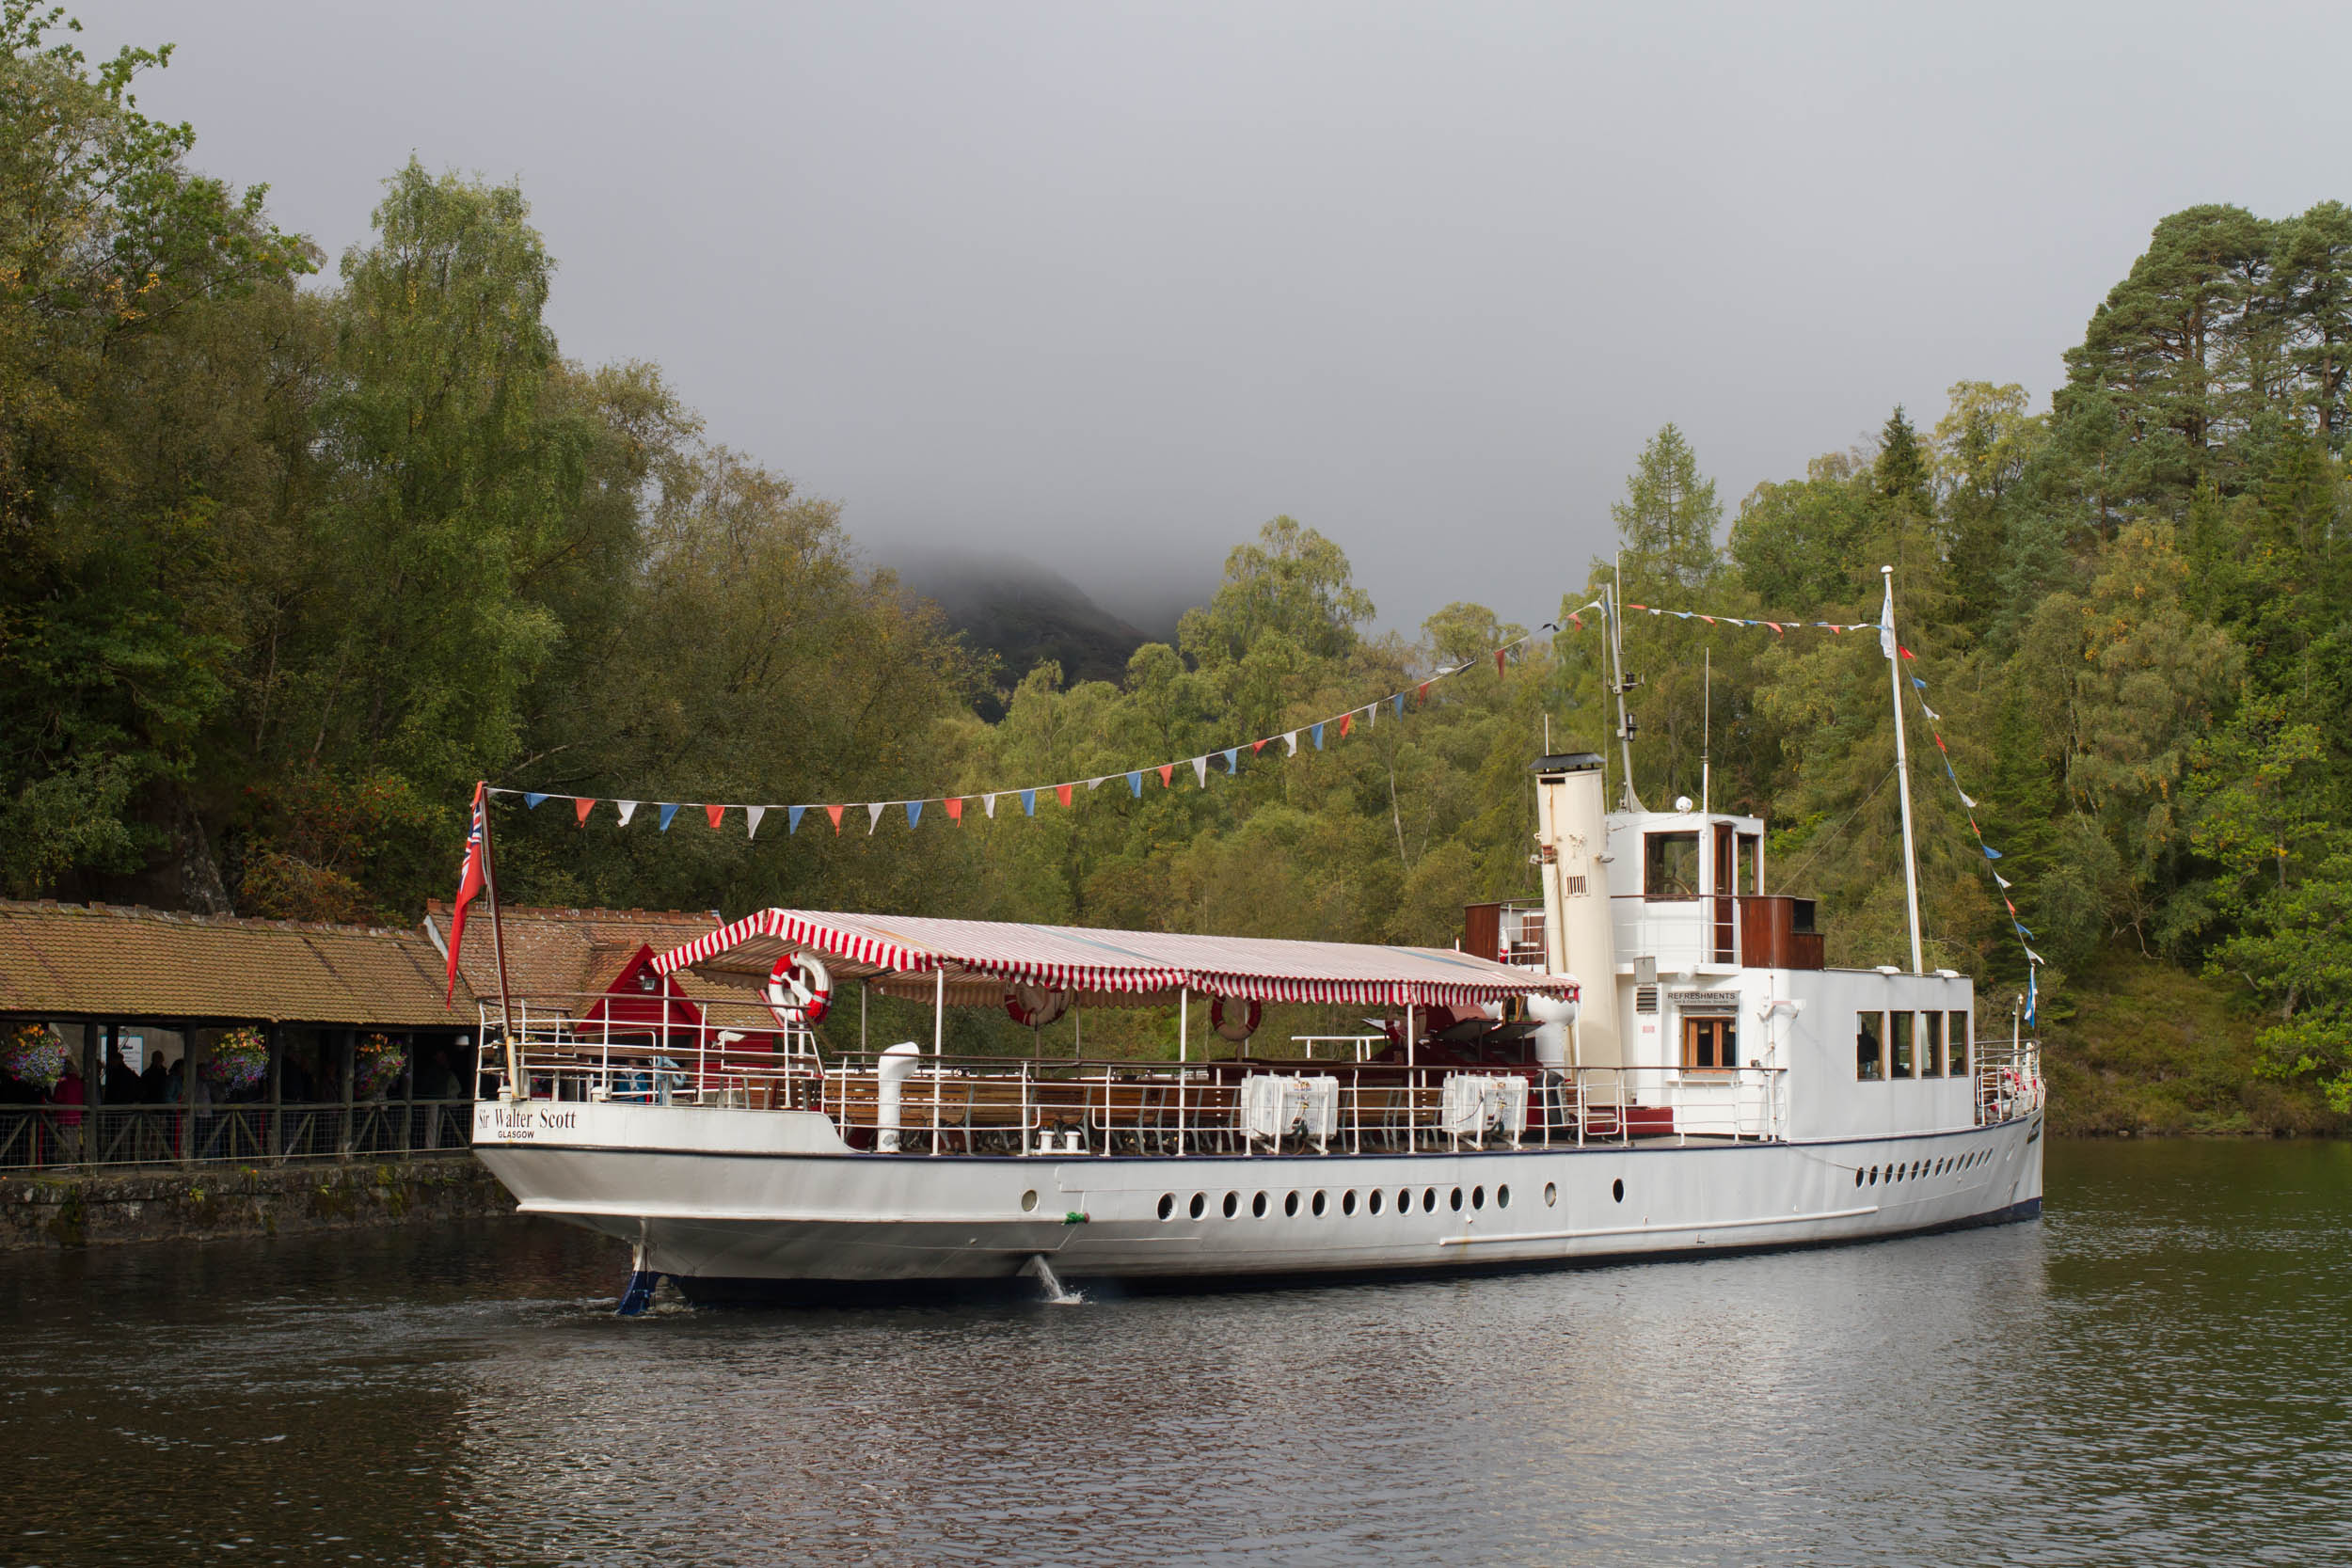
[1211,995,1261,1042]
[1005,984,1070,1029]
[764,951,832,1029]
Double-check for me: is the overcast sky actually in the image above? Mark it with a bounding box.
[78,1,2352,632]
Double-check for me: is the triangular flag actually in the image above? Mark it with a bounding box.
[825,804,845,832]
[1252,738,1269,754]
[615,800,639,826]
[1284,732,1299,755]
[984,794,997,818]
[575,798,596,826]
[1192,755,1208,786]
[1392,693,1406,717]
[1311,722,1325,750]
[1922,705,1942,721]
[658,803,679,832]
[705,803,725,831]
[1223,748,1238,773]
[1339,712,1354,738]
[1767,621,1783,636]
[866,802,884,834]
[524,792,549,809]
[1416,682,1431,705]
[906,800,923,828]
[1056,784,1073,808]
[1982,846,2004,861]
[746,805,766,839]
[1569,611,1584,629]
[1994,872,2011,889]
[2023,944,2045,966]
[787,805,806,834]
[1128,771,1143,797]
[1158,764,1174,787]
[1021,788,1037,816]
[2016,921,2034,938]
[1087,776,1106,791]
[1960,790,1977,809]
[1899,645,1916,660]
[1912,676,1928,690]
[946,797,963,822]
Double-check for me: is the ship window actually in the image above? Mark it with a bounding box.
[1682,1017,1737,1071]
[1368,1188,1383,1214]
[1189,1193,1206,1220]
[1738,832,1761,895]
[1399,1187,1413,1212]
[1892,1012,1915,1078]
[1422,1187,1438,1212]
[1157,1194,1175,1220]
[1223,1192,1239,1218]
[1949,1011,1970,1077]
[1470,1185,1486,1210]
[1921,1011,1945,1077]
[1612,1178,1625,1203]
[1341,1189,1356,1215]
[1311,1190,1327,1217]
[1251,1191,1268,1218]
[1857,1012,1884,1081]
[1645,832,1700,898]
[1544,1181,1558,1206]
[1282,1191,1298,1217]
[1498,1184,1511,1209]
[1022,1190,1040,1212]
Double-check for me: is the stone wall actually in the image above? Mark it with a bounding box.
[2,1156,516,1249]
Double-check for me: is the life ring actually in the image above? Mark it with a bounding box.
[1211,995,1262,1042]
[1004,984,1070,1029]
[764,951,832,1029]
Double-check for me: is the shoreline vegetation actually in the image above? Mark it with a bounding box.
[3,8,2346,1133]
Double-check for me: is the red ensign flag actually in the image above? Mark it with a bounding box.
[446,783,487,1002]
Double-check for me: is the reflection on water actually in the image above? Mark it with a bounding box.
[5,1140,2348,1566]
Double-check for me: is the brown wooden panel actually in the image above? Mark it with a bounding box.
[1462,902,1502,964]
[1739,896,1824,970]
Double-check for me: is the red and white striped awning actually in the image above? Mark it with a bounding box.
[653,909,1576,1009]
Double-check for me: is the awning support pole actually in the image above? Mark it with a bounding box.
[933,969,945,1055]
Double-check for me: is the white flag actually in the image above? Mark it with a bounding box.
[866,802,885,834]
[1959,790,1978,810]
[1088,776,1106,791]
[1192,755,1209,786]
[1878,576,1898,661]
[1283,731,1299,755]
[745,805,766,839]
[983,793,998,818]
[1994,872,2011,889]
[614,800,639,827]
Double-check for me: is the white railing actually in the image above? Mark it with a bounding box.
[1976,1038,2045,1126]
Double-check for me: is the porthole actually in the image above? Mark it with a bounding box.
[1544,1181,1558,1207]
[1399,1187,1414,1212]
[1157,1194,1175,1221]
[1283,1191,1300,1217]
[1021,1189,1040,1212]
[1450,1187,1465,1212]
[1854,1167,1865,1187]
[1470,1185,1486,1211]
[1223,1192,1239,1218]
[1189,1192,1206,1220]
[1497,1184,1511,1210]
[1369,1189,1385,1215]
[1868,1166,1878,1185]
[1612,1178,1625,1204]
[1342,1189,1357,1216]
[1311,1190,1327,1217]
[1253,1191,1269,1218]
[1422,1187,1438,1212]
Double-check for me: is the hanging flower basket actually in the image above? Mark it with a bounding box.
[354,1034,408,1099]
[2,1024,66,1092]
[202,1026,269,1095]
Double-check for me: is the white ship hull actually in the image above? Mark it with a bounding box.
[473,1102,2044,1292]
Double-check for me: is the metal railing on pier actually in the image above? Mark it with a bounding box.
[0,1100,477,1172]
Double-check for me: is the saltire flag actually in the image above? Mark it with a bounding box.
[2026,965,2038,1026]
[445,782,488,1003]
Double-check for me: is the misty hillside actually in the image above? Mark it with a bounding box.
[895,550,1162,713]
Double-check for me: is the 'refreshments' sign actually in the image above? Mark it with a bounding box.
[1666,989,1739,1012]
[475,1102,580,1141]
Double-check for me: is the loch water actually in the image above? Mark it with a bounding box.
[5,1138,2348,1567]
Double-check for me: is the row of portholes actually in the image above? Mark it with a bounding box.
[1154,1181,1550,1222]
[1855,1148,1993,1187]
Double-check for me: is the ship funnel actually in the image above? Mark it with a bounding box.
[1532,752,1621,1069]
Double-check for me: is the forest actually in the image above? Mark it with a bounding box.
[5,8,2347,1130]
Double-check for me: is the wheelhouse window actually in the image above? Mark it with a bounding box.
[1645,832,1700,898]
[1891,1011,1915,1078]
[1737,832,1761,895]
[1682,1015,1738,1071]
[1921,1011,1944,1077]
[1948,1010,1970,1078]
[1856,1011,1884,1081]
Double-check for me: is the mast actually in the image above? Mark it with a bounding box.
[1609,561,1638,810]
[1700,646,1711,816]
[476,783,520,1091]
[1882,566,1925,974]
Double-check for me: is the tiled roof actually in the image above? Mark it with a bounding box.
[421,902,725,1009]
[0,901,474,1027]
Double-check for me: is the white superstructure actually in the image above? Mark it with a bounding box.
[472,752,2045,1307]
